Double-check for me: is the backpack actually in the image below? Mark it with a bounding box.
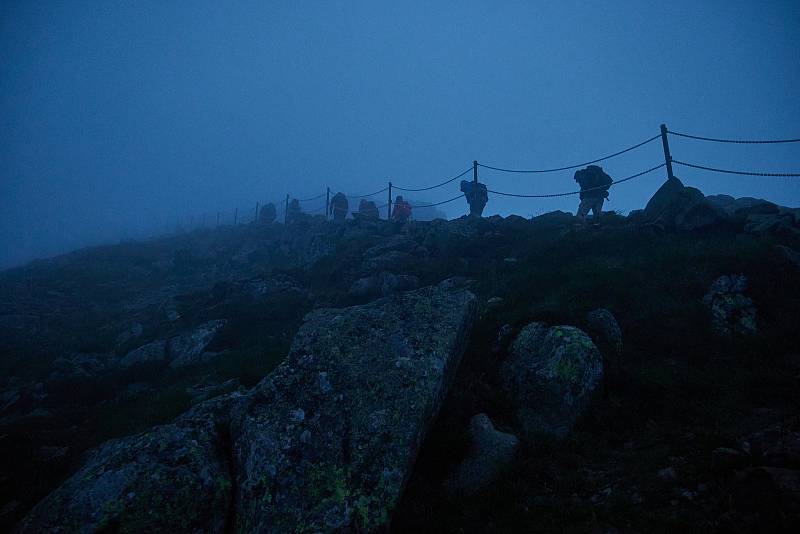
[577,166,612,197]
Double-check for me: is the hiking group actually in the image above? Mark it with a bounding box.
[274,164,613,225]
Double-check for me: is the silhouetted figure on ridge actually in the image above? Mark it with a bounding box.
[330,192,348,222]
[286,198,302,224]
[391,195,412,223]
[574,165,612,226]
[259,202,276,224]
[356,199,379,220]
[460,180,488,217]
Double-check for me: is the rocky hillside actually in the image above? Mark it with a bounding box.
[2,176,800,532]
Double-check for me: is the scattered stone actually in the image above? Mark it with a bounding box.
[486,297,504,309]
[702,274,757,336]
[168,320,227,368]
[119,340,167,368]
[501,322,603,441]
[446,414,519,496]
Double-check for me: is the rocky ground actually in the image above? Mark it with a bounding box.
[1,176,800,532]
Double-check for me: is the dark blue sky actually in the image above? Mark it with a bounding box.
[2,1,799,268]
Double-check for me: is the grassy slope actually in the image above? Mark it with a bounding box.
[389,216,800,532]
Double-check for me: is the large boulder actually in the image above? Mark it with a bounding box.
[446,413,519,496]
[18,282,477,532]
[229,281,476,532]
[641,176,725,231]
[16,395,240,533]
[501,323,603,441]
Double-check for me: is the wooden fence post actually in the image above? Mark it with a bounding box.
[284,194,289,224]
[326,187,330,219]
[473,160,478,184]
[234,208,238,225]
[255,201,259,224]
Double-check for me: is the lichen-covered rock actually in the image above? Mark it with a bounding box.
[15,395,241,533]
[168,319,227,368]
[229,281,476,532]
[501,323,603,441]
[585,308,623,362]
[702,274,757,336]
[446,413,519,496]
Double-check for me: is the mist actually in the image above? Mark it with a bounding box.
[2,0,798,269]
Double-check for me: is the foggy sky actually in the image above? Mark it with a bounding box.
[2,1,799,269]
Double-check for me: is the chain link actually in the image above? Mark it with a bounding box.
[669,131,800,144]
[487,163,666,198]
[672,160,800,177]
[478,134,661,174]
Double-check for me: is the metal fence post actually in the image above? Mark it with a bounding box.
[387,181,392,220]
[660,124,675,180]
[326,187,330,219]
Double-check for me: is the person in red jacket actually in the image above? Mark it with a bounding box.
[391,195,412,223]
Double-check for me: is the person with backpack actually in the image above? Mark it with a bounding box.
[356,199,379,220]
[460,179,488,217]
[574,165,613,225]
[391,195,412,223]
[329,191,348,222]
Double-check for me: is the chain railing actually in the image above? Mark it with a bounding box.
[183,123,797,227]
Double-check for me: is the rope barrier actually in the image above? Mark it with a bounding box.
[477,134,661,174]
[410,193,466,208]
[393,167,473,192]
[296,193,326,202]
[347,187,389,199]
[672,160,800,177]
[669,131,800,144]
[487,163,666,198]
